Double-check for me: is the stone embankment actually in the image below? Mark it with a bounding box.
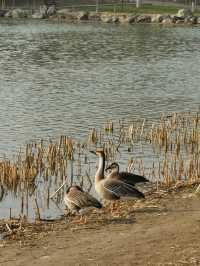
[0,7,200,25]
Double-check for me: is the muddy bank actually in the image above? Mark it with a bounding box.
[0,7,200,25]
[0,185,200,265]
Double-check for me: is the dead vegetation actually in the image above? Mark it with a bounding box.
[0,111,199,222]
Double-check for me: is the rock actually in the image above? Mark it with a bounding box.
[77,11,88,20]
[57,8,71,15]
[12,8,27,18]
[176,9,193,18]
[184,16,197,24]
[111,16,119,23]
[40,5,48,18]
[56,10,77,20]
[126,15,136,23]
[4,10,12,17]
[136,15,151,23]
[32,5,48,19]
[88,12,101,21]
[175,18,184,24]
[196,17,200,24]
[118,15,136,23]
[151,14,163,23]
[100,14,113,23]
[0,9,7,17]
[32,12,44,19]
[171,15,184,23]
[47,5,56,16]
[118,15,126,23]
[161,16,173,24]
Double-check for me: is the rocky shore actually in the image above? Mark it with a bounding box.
[0,6,200,25]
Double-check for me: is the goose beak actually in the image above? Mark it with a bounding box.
[105,165,111,171]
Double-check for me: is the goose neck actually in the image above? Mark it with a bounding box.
[95,154,105,182]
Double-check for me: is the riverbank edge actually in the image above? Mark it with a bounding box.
[0,184,200,266]
[0,183,199,242]
[0,7,200,25]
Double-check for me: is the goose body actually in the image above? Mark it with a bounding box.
[105,162,149,186]
[92,150,145,201]
[64,185,102,213]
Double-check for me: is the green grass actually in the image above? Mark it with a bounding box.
[72,4,180,14]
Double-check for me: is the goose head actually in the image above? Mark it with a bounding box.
[66,185,83,194]
[90,148,105,157]
[105,162,119,174]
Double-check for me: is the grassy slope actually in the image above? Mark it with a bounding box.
[72,3,200,15]
[74,4,178,14]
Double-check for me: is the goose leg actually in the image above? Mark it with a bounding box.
[110,201,120,215]
[71,214,87,224]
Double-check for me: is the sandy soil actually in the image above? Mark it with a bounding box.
[0,186,200,266]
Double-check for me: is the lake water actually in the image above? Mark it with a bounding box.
[0,19,200,220]
[0,19,200,156]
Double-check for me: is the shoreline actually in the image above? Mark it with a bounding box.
[0,184,199,265]
[0,7,200,25]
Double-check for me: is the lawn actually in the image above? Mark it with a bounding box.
[72,3,180,14]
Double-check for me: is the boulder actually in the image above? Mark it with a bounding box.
[136,15,151,23]
[196,17,200,24]
[56,10,77,20]
[57,8,71,15]
[32,12,44,19]
[0,9,7,17]
[100,14,113,23]
[47,5,56,16]
[12,8,27,18]
[171,15,184,23]
[162,17,173,24]
[111,16,119,23]
[151,14,163,23]
[4,10,12,17]
[118,14,136,23]
[77,11,88,20]
[184,16,197,24]
[88,12,101,21]
[176,9,193,18]
[175,19,184,24]
[39,5,48,18]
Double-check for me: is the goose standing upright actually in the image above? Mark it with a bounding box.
[91,149,145,206]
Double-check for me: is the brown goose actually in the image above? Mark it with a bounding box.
[91,149,145,203]
[64,185,102,214]
[105,162,149,186]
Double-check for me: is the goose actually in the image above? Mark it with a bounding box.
[64,185,102,221]
[90,149,145,211]
[105,162,149,186]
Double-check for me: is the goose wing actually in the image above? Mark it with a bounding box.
[103,179,145,199]
[109,171,149,185]
[65,190,102,209]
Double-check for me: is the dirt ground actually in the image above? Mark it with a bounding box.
[0,185,200,266]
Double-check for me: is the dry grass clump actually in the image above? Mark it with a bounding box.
[0,111,199,220]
